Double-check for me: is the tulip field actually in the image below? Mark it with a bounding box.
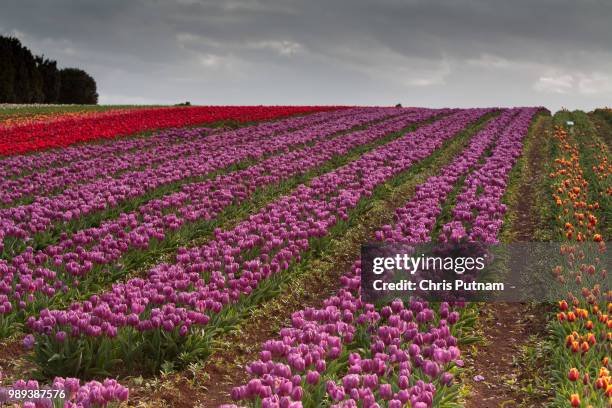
[0,105,609,408]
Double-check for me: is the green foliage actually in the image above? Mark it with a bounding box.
[539,111,611,407]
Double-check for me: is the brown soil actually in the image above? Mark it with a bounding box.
[128,378,198,408]
[513,117,549,241]
[464,303,549,408]
[0,339,35,382]
[464,116,552,407]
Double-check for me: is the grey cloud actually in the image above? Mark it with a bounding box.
[1,0,611,110]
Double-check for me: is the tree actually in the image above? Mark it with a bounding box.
[36,56,61,103]
[58,68,98,104]
[9,37,44,103]
[0,37,16,102]
[0,35,98,104]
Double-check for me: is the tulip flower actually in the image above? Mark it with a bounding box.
[580,341,590,353]
[582,373,590,385]
[570,393,580,407]
[22,334,35,350]
[569,368,580,381]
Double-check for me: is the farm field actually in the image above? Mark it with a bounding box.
[0,105,609,408]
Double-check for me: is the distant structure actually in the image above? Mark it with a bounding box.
[0,35,98,104]
[395,103,402,107]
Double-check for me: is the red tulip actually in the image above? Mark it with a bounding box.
[569,368,580,381]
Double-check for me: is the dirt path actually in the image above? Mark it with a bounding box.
[463,116,552,407]
[511,119,549,242]
[0,339,33,381]
[464,303,549,408]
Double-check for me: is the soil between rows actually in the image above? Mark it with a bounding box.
[464,115,553,407]
[463,303,549,408]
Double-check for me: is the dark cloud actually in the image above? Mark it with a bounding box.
[1,0,611,110]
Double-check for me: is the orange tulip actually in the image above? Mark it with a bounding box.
[570,393,580,407]
[569,368,580,381]
[587,333,596,345]
[581,341,590,353]
[571,341,580,353]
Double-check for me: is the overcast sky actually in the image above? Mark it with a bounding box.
[1,0,611,111]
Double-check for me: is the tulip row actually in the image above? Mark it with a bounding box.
[0,108,399,256]
[376,108,521,244]
[0,107,134,129]
[0,105,138,127]
[223,108,536,408]
[0,108,440,330]
[25,108,490,377]
[438,108,539,244]
[0,105,345,156]
[548,112,610,407]
[0,119,211,180]
[0,108,325,179]
[0,108,361,205]
[227,290,461,408]
[0,124,203,204]
[0,375,128,408]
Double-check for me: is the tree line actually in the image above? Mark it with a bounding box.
[0,35,98,104]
